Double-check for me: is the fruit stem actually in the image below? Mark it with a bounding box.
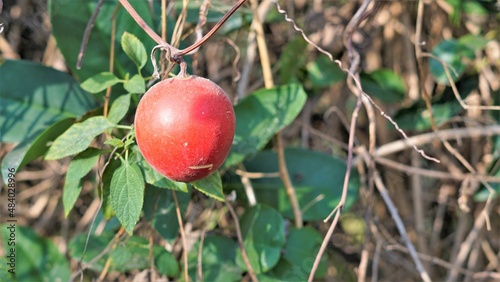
[176,59,190,79]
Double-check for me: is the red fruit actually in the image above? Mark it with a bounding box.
[134,75,235,182]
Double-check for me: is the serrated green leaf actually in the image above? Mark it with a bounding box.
[123,74,146,94]
[110,161,145,234]
[191,171,224,201]
[121,32,147,70]
[0,60,97,143]
[45,116,115,160]
[101,157,121,219]
[80,72,122,93]
[224,84,307,168]
[1,225,70,281]
[108,94,131,124]
[1,118,74,183]
[104,138,125,148]
[236,204,285,273]
[63,148,101,216]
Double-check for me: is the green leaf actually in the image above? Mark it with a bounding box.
[267,227,328,281]
[191,171,224,201]
[121,32,147,70]
[184,235,242,282]
[101,157,121,219]
[458,34,490,51]
[143,186,191,243]
[107,93,131,124]
[1,225,70,281]
[109,236,178,274]
[80,72,122,93]
[235,204,285,273]
[104,138,125,148]
[307,55,346,88]
[0,256,16,282]
[69,231,114,272]
[45,116,115,160]
[69,231,179,276]
[279,36,308,84]
[123,74,146,94]
[110,161,145,234]
[226,148,360,221]
[63,148,101,216]
[394,101,463,131]
[429,39,475,84]
[360,69,406,103]
[1,118,74,183]
[224,84,307,168]
[48,0,157,81]
[0,60,97,143]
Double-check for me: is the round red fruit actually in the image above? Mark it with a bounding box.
[134,75,235,182]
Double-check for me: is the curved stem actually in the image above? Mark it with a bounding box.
[118,0,168,46]
[175,0,247,56]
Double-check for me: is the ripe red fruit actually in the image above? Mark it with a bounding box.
[134,75,235,182]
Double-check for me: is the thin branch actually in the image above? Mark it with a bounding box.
[309,209,342,282]
[77,0,104,69]
[249,0,302,227]
[373,125,500,158]
[374,156,500,183]
[446,202,495,282]
[175,0,247,56]
[225,199,258,282]
[387,244,480,277]
[172,191,189,282]
[197,200,215,282]
[421,53,500,111]
[272,0,333,61]
[237,164,257,206]
[276,132,303,227]
[414,0,495,233]
[310,0,374,280]
[234,169,280,179]
[250,0,273,88]
[118,0,167,46]
[103,5,120,118]
[359,148,432,282]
